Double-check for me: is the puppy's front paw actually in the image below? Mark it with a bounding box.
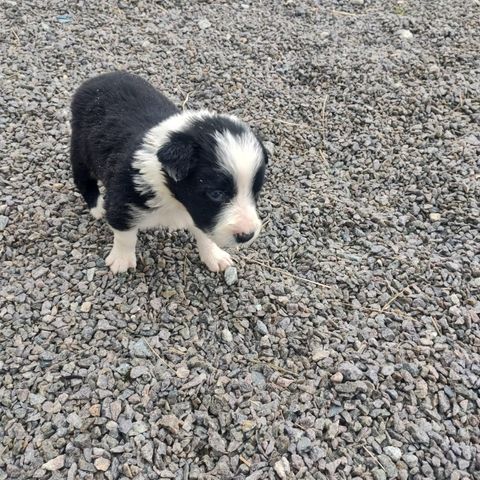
[200,245,234,272]
[105,248,136,273]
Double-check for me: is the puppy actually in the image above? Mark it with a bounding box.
[70,72,268,273]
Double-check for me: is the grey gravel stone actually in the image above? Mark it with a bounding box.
[256,319,269,335]
[384,446,402,461]
[337,361,363,381]
[397,29,414,39]
[198,18,211,29]
[130,366,150,379]
[224,266,238,285]
[378,454,398,478]
[42,455,65,471]
[297,436,312,454]
[221,328,233,343]
[403,454,418,467]
[274,457,290,479]
[0,215,8,230]
[129,339,153,358]
[381,328,396,341]
[251,371,266,388]
[372,468,387,480]
[158,415,180,435]
[94,457,110,471]
[208,431,227,454]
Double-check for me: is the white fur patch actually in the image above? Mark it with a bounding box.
[130,110,217,232]
[90,195,105,219]
[132,110,212,200]
[192,227,233,272]
[211,130,263,245]
[106,228,138,273]
[214,130,263,185]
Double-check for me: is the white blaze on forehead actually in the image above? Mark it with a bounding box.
[214,130,263,197]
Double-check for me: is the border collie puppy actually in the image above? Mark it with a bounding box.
[70,72,268,273]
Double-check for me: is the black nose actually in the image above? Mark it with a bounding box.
[234,232,255,244]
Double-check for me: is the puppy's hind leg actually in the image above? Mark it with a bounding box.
[70,136,105,219]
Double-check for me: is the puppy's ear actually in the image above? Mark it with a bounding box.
[157,132,197,181]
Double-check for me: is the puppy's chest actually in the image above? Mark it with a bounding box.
[135,198,193,231]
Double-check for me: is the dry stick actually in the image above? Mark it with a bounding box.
[320,95,328,135]
[362,445,387,473]
[273,118,305,127]
[319,95,329,162]
[318,149,327,163]
[249,358,297,377]
[239,456,252,468]
[330,9,362,17]
[182,91,192,110]
[382,283,415,311]
[430,316,442,336]
[243,257,333,289]
[182,253,188,296]
[11,29,21,45]
[144,339,175,372]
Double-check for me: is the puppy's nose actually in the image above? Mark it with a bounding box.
[234,231,255,244]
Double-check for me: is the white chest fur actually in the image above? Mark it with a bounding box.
[134,196,194,231]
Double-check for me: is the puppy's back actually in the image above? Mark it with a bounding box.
[71,71,178,132]
[70,72,179,180]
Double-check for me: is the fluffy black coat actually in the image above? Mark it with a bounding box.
[70,72,178,230]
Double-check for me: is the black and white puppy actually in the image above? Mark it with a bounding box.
[70,72,268,273]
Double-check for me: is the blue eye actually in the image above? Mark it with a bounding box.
[207,190,226,202]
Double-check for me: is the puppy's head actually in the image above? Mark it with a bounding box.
[158,113,268,247]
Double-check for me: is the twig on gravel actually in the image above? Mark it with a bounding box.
[330,9,363,17]
[10,29,21,45]
[239,456,252,467]
[430,316,442,336]
[249,358,298,377]
[242,256,333,289]
[182,253,190,298]
[320,95,328,139]
[382,283,415,311]
[318,148,327,162]
[168,347,187,356]
[182,91,192,110]
[362,445,387,472]
[144,339,175,372]
[273,118,305,127]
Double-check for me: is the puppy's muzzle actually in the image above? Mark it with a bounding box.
[234,231,255,244]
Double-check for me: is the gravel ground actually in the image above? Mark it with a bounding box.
[1,0,479,479]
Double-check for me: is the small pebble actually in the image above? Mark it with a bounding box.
[274,457,291,480]
[42,455,65,471]
[331,372,344,383]
[224,266,238,285]
[397,29,414,39]
[221,328,233,342]
[94,458,110,471]
[384,446,402,461]
[80,301,92,313]
[198,19,211,29]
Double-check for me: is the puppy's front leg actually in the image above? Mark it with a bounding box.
[191,227,233,272]
[105,228,138,273]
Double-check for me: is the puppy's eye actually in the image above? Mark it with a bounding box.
[207,190,226,202]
